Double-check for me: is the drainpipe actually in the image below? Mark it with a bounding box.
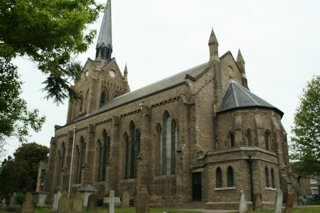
[68,125,77,198]
[246,155,256,210]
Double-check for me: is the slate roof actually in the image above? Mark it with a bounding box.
[75,62,210,121]
[218,80,283,116]
[96,0,112,49]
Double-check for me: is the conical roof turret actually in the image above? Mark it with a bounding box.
[96,0,112,62]
[208,29,219,60]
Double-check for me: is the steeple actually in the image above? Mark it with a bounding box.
[208,29,219,60]
[96,0,112,63]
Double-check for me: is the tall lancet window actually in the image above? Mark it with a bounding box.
[171,120,178,175]
[124,133,130,179]
[265,166,270,187]
[98,130,110,181]
[56,151,61,186]
[265,130,270,151]
[156,124,163,176]
[76,136,86,184]
[227,166,234,187]
[163,112,178,176]
[96,140,102,181]
[246,129,252,146]
[128,122,140,179]
[216,167,223,188]
[165,113,172,175]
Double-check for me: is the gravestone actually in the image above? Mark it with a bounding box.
[255,193,262,210]
[274,190,283,213]
[72,192,83,213]
[239,190,248,213]
[57,192,71,213]
[21,192,34,213]
[32,192,48,207]
[136,188,150,213]
[87,194,97,211]
[9,193,16,206]
[121,191,130,208]
[52,191,62,211]
[284,193,296,213]
[108,191,115,213]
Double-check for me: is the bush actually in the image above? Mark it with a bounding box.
[15,193,24,206]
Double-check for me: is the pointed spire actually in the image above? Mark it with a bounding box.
[208,29,219,45]
[123,63,128,81]
[237,49,245,64]
[96,0,112,62]
[236,49,245,72]
[208,29,219,60]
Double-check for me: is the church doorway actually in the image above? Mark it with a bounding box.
[192,172,202,201]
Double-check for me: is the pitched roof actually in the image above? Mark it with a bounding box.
[75,62,210,121]
[218,80,283,116]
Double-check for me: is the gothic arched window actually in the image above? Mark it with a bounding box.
[265,130,270,151]
[216,167,222,188]
[171,119,178,175]
[265,166,270,187]
[128,122,140,179]
[227,166,234,187]
[157,124,163,176]
[246,129,252,146]
[229,131,235,148]
[271,168,275,188]
[98,130,110,181]
[124,133,130,179]
[99,88,109,107]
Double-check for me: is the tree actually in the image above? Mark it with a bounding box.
[0,143,49,196]
[0,0,103,102]
[291,75,320,175]
[0,57,45,146]
[0,0,103,151]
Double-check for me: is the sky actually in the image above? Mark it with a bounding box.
[3,0,320,160]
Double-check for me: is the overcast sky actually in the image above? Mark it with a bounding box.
[3,0,320,160]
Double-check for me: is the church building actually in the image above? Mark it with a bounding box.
[45,0,292,209]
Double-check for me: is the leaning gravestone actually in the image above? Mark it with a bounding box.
[72,192,83,213]
[21,192,34,213]
[121,191,130,208]
[136,188,150,213]
[57,192,71,213]
[274,190,283,213]
[87,194,97,211]
[239,190,248,213]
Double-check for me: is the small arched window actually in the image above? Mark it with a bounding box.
[265,166,270,187]
[216,167,222,188]
[271,168,275,188]
[227,166,234,187]
[265,130,270,150]
[99,88,109,107]
[229,131,235,148]
[246,129,252,146]
[124,133,130,179]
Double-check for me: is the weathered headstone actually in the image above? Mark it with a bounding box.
[32,192,48,207]
[284,193,296,213]
[109,191,115,213]
[9,193,16,206]
[72,192,83,213]
[21,192,34,213]
[255,193,262,210]
[87,194,97,211]
[78,185,98,207]
[121,191,130,208]
[239,190,248,213]
[52,191,62,211]
[136,188,150,213]
[274,190,283,213]
[57,192,71,213]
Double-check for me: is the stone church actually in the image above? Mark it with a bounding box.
[45,0,292,209]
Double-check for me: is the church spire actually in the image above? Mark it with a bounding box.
[208,29,219,60]
[96,0,112,63]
